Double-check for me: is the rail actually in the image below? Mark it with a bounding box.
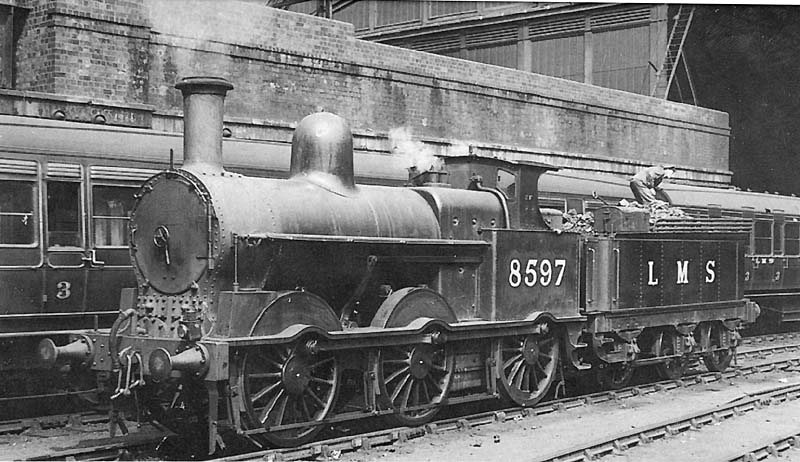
[537,383,800,462]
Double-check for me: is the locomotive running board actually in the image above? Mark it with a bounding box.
[221,315,586,351]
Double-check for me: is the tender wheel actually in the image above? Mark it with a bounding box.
[377,343,454,426]
[702,322,734,372]
[653,329,688,380]
[596,362,635,390]
[496,322,560,406]
[239,343,339,447]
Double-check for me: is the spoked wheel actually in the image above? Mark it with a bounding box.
[371,287,458,426]
[595,362,635,390]
[702,322,734,372]
[652,329,688,380]
[239,343,339,447]
[377,343,454,426]
[496,323,560,406]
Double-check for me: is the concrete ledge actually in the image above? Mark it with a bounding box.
[0,89,155,128]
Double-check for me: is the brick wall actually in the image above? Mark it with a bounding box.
[145,0,730,175]
[14,0,150,102]
[4,0,732,181]
[14,0,55,93]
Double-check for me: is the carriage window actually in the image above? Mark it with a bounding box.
[753,219,772,255]
[93,186,136,247]
[0,180,35,245]
[497,168,516,202]
[773,221,784,255]
[785,222,800,256]
[47,181,81,247]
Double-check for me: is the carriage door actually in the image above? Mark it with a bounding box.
[0,160,42,333]
[86,166,150,324]
[43,163,87,320]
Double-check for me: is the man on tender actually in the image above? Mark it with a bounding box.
[629,164,675,205]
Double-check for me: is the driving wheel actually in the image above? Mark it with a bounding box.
[496,322,560,406]
[377,343,454,426]
[371,287,457,426]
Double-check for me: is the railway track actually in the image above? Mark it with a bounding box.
[741,332,800,346]
[726,430,800,462]
[211,354,800,462]
[537,382,800,462]
[738,341,800,360]
[0,413,174,461]
[5,336,797,460]
[0,411,107,436]
[25,426,173,462]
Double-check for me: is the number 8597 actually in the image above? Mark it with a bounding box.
[508,258,567,288]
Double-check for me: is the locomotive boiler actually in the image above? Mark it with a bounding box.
[39,77,759,452]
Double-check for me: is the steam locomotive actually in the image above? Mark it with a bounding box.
[39,77,758,452]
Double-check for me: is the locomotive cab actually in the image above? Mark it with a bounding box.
[443,155,554,230]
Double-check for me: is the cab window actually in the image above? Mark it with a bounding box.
[785,222,800,256]
[753,219,772,255]
[93,185,136,247]
[0,180,35,245]
[497,168,516,201]
[47,181,81,247]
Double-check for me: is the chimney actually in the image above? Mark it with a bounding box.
[174,77,234,174]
